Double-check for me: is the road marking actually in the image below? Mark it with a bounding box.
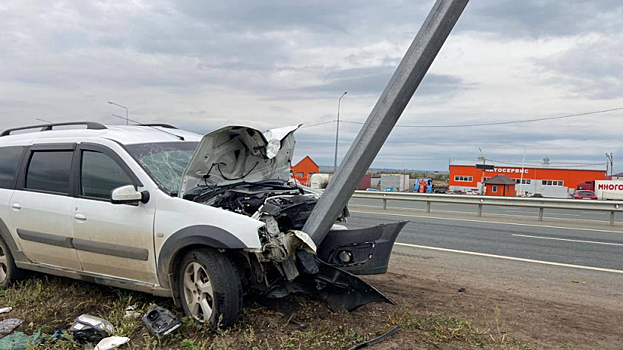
[394,242,623,274]
[512,234,623,247]
[349,209,623,234]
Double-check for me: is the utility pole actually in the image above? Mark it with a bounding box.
[303,0,470,245]
[478,148,486,195]
[334,92,347,174]
[606,152,614,177]
[108,101,129,125]
[519,147,526,196]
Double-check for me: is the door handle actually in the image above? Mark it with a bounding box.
[74,214,87,221]
[11,203,21,210]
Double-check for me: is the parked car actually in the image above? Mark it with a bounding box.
[0,122,402,328]
[531,193,544,198]
[572,190,598,200]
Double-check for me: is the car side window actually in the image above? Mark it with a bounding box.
[0,147,24,189]
[26,151,73,194]
[81,151,133,200]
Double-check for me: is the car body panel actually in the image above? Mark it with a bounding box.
[178,125,300,196]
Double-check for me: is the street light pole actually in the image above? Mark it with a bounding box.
[334,91,347,173]
[108,101,129,125]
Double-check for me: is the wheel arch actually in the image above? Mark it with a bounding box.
[157,225,248,295]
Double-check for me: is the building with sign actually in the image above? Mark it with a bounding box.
[449,160,607,198]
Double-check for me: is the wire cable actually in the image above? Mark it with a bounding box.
[337,107,623,129]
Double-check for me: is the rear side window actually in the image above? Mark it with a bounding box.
[81,151,133,199]
[26,151,73,194]
[0,147,24,189]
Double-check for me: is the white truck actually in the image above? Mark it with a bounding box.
[595,180,623,200]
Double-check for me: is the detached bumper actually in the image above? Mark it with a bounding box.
[317,221,407,275]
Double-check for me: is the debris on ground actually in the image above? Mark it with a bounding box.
[142,305,180,338]
[0,319,23,335]
[0,330,42,350]
[94,336,130,350]
[348,326,400,350]
[0,308,12,315]
[458,287,467,293]
[69,315,114,344]
[123,305,141,319]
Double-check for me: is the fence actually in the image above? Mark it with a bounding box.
[350,191,623,226]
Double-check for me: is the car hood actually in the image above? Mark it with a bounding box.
[178,125,300,197]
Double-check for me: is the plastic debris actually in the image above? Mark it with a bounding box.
[69,315,114,344]
[94,336,130,350]
[124,304,141,319]
[0,330,42,350]
[348,326,400,350]
[0,319,23,334]
[457,287,466,293]
[142,305,180,338]
[0,308,12,315]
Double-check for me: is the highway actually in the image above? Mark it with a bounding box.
[346,206,623,272]
[350,197,617,223]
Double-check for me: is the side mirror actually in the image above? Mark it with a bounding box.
[111,185,150,204]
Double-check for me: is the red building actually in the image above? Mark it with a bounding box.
[449,160,606,198]
[484,175,516,197]
[292,156,319,185]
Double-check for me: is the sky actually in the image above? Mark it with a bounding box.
[0,0,622,172]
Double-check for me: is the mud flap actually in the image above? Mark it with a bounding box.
[317,221,407,275]
[278,257,395,311]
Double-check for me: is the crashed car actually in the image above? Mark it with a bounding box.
[0,122,404,327]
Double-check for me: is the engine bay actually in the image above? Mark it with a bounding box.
[183,180,323,233]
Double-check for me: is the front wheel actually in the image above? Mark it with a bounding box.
[178,248,242,328]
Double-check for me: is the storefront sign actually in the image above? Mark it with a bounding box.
[485,168,529,174]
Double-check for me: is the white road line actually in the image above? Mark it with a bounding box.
[349,209,623,234]
[512,234,623,247]
[394,242,623,274]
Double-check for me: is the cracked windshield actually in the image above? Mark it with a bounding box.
[127,142,198,195]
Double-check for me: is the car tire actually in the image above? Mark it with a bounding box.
[0,236,25,288]
[178,248,242,328]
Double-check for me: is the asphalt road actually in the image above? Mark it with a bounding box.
[346,209,623,271]
[350,197,616,223]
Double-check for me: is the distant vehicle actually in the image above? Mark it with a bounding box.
[531,193,544,198]
[572,190,598,200]
[576,180,623,200]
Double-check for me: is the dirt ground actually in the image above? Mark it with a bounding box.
[368,250,623,350]
[0,250,620,349]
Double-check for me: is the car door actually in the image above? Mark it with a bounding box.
[10,144,81,270]
[71,143,157,284]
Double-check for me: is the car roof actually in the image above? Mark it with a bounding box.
[0,123,203,147]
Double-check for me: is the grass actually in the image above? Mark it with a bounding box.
[0,275,534,349]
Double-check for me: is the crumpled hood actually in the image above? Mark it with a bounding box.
[178,125,300,197]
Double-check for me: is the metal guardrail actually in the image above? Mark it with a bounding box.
[350,191,623,226]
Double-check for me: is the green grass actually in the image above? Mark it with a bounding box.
[0,275,533,349]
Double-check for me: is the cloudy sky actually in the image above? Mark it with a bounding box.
[1,0,622,171]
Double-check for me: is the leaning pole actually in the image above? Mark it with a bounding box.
[303,0,470,245]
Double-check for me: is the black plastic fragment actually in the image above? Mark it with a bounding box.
[348,326,400,350]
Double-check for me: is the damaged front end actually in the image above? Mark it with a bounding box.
[178,125,405,311]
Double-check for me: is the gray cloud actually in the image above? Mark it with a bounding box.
[0,0,621,172]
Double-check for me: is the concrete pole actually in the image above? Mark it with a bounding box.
[303,0,470,244]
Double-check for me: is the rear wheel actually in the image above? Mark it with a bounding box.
[178,248,242,328]
[0,237,24,288]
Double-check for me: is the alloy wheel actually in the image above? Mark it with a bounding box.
[183,262,214,323]
[0,246,7,283]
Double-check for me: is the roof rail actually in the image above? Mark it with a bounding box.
[140,123,178,129]
[0,122,107,137]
